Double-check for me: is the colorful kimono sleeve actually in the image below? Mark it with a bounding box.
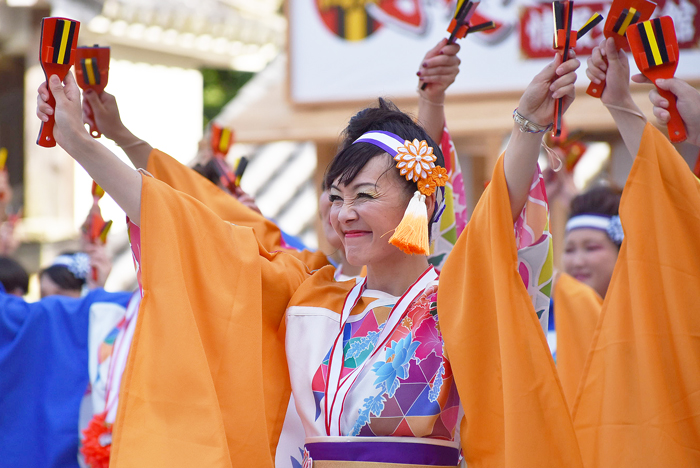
[438,154,583,467]
[572,123,700,467]
[428,125,468,272]
[553,273,602,409]
[111,175,310,468]
[147,149,330,271]
[514,167,554,331]
[0,288,131,468]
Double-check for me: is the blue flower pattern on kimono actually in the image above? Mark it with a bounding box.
[347,330,381,359]
[351,390,387,436]
[371,335,420,398]
[428,362,445,403]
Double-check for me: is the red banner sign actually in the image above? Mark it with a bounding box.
[520,0,700,58]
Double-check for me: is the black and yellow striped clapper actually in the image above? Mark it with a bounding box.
[633,17,673,68]
[627,16,685,142]
[612,7,641,35]
[80,58,101,86]
[43,18,79,65]
[211,124,235,158]
[577,13,604,39]
[37,17,81,148]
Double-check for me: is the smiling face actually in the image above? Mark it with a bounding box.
[329,154,414,267]
[562,228,619,298]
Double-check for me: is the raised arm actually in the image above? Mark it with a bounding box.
[416,38,460,144]
[632,75,700,147]
[586,37,646,156]
[504,52,580,221]
[37,73,142,224]
[37,83,153,169]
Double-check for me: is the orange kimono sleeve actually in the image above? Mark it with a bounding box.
[110,176,309,468]
[572,123,700,467]
[554,273,603,409]
[147,149,330,271]
[439,155,583,467]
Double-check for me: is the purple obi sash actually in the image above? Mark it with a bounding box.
[305,439,460,465]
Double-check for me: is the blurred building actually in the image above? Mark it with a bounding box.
[0,0,285,293]
[1,0,699,296]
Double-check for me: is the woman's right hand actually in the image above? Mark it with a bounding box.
[586,38,633,108]
[631,76,700,147]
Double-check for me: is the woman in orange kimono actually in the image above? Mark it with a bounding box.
[37,48,582,468]
[572,38,700,467]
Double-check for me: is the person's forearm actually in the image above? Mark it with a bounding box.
[66,134,142,224]
[109,126,153,170]
[417,97,445,145]
[504,124,543,221]
[606,96,646,159]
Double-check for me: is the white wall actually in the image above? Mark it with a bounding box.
[23,59,202,290]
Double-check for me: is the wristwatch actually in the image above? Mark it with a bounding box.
[512,108,553,134]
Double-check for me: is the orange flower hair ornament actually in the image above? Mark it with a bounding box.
[353,131,447,255]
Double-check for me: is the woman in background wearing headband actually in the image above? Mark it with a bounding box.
[39,251,90,298]
[562,186,623,299]
[38,45,582,467]
[565,38,700,466]
[550,185,621,408]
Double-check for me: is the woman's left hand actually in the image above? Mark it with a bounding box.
[518,51,580,126]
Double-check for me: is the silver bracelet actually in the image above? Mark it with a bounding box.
[512,108,553,134]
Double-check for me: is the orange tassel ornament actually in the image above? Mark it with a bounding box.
[390,190,430,255]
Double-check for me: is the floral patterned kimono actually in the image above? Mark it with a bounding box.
[282,168,552,466]
[112,148,579,467]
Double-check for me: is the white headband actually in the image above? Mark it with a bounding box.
[566,214,624,245]
[565,214,611,232]
[51,253,91,279]
[353,130,406,156]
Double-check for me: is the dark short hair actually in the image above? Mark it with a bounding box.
[0,256,29,295]
[324,98,444,195]
[40,251,86,292]
[569,185,622,219]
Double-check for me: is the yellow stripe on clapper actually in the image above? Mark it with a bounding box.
[57,20,71,64]
[0,148,7,171]
[454,0,467,19]
[219,129,231,153]
[643,21,663,66]
[85,58,97,85]
[618,7,638,35]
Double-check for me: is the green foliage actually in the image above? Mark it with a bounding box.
[201,68,254,128]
